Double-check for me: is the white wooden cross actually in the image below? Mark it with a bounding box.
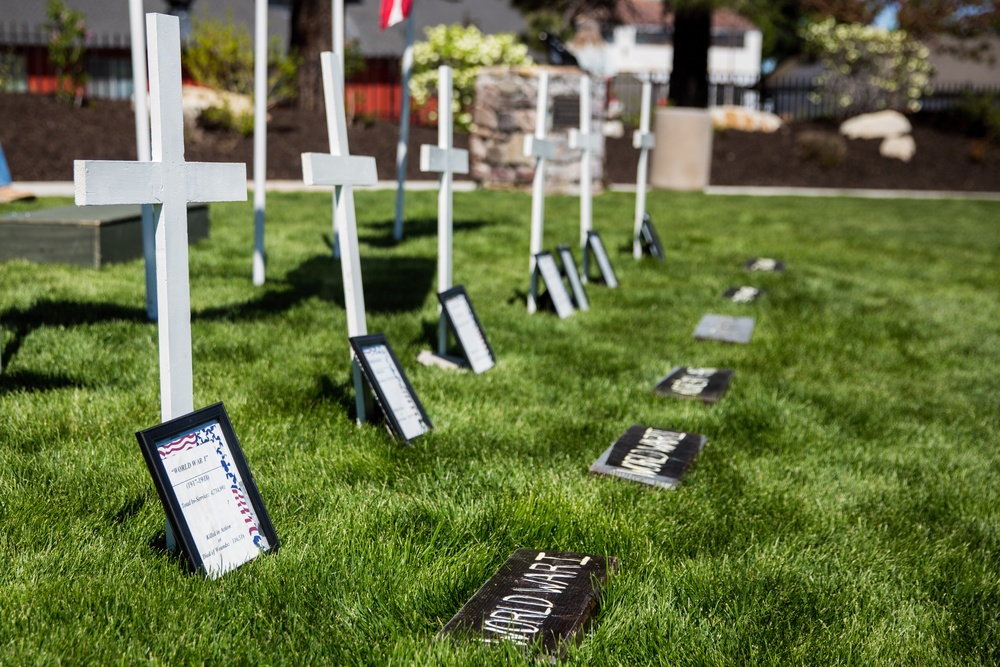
[567,74,602,282]
[75,13,246,424]
[301,51,378,422]
[251,0,268,286]
[632,79,656,259]
[523,70,557,314]
[419,66,469,355]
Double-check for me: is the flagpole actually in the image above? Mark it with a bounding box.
[392,5,414,242]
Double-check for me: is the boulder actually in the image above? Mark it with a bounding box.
[181,85,253,127]
[880,134,916,162]
[709,105,782,133]
[840,110,911,140]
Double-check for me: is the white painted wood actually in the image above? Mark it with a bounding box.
[302,52,378,421]
[74,14,247,426]
[252,0,268,287]
[567,75,601,273]
[392,11,416,242]
[129,0,157,321]
[333,0,344,76]
[526,70,550,315]
[633,80,655,259]
[417,67,470,355]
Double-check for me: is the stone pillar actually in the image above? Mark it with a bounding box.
[471,66,605,193]
[649,108,713,191]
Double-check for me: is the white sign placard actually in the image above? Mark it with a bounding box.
[441,289,495,374]
[156,420,271,578]
[536,252,575,319]
[587,232,619,289]
[354,337,432,441]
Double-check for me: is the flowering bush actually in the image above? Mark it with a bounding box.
[410,24,532,131]
[801,18,933,116]
[44,0,88,106]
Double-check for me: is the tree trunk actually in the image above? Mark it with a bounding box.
[669,6,711,108]
[290,0,331,111]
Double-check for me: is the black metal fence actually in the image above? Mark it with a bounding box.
[609,72,1000,121]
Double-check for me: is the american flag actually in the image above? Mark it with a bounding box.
[379,0,412,30]
[158,432,197,459]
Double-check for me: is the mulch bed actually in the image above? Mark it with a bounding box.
[2,92,997,191]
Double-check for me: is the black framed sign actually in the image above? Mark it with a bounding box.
[438,285,495,374]
[693,314,756,344]
[744,257,785,272]
[350,333,432,441]
[723,286,766,303]
[556,244,589,311]
[640,212,665,262]
[585,231,618,288]
[439,548,618,658]
[654,366,734,404]
[534,251,575,319]
[589,425,706,489]
[135,402,279,579]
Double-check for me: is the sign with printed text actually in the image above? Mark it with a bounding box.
[439,285,495,374]
[439,548,618,658]
[589,425,706,489]
[744,257,785,272]
[693,314,756,344]
[350,334,432,441]
[556,244,589,311]
[136,402,279,578]
[654,366,734,404]
[585,231,618,288]
[535,251,575,319]
[723,286,766,303]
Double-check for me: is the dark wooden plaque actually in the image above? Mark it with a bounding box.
[584,231,618,288]
[654,366,734,404]
[439,548,618,658]
[744,257,785,272]
[349,334,433,442]
[556,244,589,311]
[589,425,706,489]
[135,402,279,579]
[722,286,766,302]
[693,314,756,344]
[438,285,495,374]
[535,251,575,319]
[640,212,665,262]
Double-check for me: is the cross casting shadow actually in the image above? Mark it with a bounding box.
[359,217,489,248]
[1,300,148,394]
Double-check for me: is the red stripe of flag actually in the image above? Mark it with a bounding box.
[379,0,412,30]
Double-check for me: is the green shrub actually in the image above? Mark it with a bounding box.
[410,24,533,131]
[198,102,254,137]
[44,0,88,106]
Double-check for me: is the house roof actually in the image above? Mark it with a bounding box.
[614,1,758,32]
[345,0,528,57]
[0,0,289,47]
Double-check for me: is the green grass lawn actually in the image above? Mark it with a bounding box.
[1,189,998,665]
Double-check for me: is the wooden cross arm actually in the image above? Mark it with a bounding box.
[523,135,558,160]
[301,153,378,187]
[633,130,656,151]
[75,160,161,205]
[568,129,603,155]
[185,162,247,203]
[419,145,469,175]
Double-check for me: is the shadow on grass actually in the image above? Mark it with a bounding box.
[1,300,147,393]
[358,217,488,248]
[198,254,436,322]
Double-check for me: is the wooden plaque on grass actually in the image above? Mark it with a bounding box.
[535,251,575,319]
[135,402,279,579]
[439,285,495,374]
[585,231,618,288]
[439,548,618,658]
[654,366,734,404]
[556,244,589,311]
[693,314,756,344]
[744,257,785,272]
[723,286,766,302]
[589,425,706,489]
[350,334,432,442]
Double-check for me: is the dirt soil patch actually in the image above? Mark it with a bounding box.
[2,93,997,192]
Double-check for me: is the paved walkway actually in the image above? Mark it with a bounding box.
[16,180,1000,201]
